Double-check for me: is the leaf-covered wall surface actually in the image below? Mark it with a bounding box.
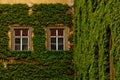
[0,4,74,79]
[74,0,120,80]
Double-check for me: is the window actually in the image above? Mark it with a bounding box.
[47,27,68,51]
[11,27,32,51]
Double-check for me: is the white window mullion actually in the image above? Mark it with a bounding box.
[56,29,58,50]
[28,29,29,50]
[63,29,65,50]
[20,30,22,51]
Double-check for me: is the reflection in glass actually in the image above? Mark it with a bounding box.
[58,45,63,50]
[15,45,20,50]
[51,38,56,43]
[15,29,20,36]
[51,44,56,50]
[22,29,28,36]
[58,38,63,44]
[22,38,28,44]
[50,29,56,36]
[58,29,63,36]
[15,38,20,44]
[22,45,28,50]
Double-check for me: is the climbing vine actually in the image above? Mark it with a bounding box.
[0,4,73,79]
[74,0,119,80]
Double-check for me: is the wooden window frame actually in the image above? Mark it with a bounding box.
[11,27,32,51]
[46,26,68,51]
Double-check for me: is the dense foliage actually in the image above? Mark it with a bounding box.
[0,4,73,79]
[0,51,74,80]
[74,0,120,79]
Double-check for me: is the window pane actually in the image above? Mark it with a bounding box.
[15,45,20,50]
[58,45,63,50]
[51,38,56,43]
[15,29,20,36]
[50,29,56,36]
[51,44,56,50]
[58,38,63,44]
[15,38,20,44]
[22,38,28,44]
[22,29,28,36]
[22,45,28,50]
[58,29,63,36]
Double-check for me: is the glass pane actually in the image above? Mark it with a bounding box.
[14,29,20,36]
[22,45,28,50]
[22,29,28,36]
[15,38,20,44]
[51,38,56,43]
[22,38,28,44]
[58,29,63,36]
[15,45,20,50]
[51,44,56,50]
[58,38,63,44]
[58,45,63,50]
[50,29,56,36]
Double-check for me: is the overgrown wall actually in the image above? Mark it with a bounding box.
[74,0,120,80]
[0,4,74,80]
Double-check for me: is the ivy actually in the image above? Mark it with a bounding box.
[32,4,72,26]
[0,4,73,79]
[0,51,73,80]
[74,0,119,79]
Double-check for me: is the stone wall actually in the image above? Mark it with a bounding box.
[0,0,74,6]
